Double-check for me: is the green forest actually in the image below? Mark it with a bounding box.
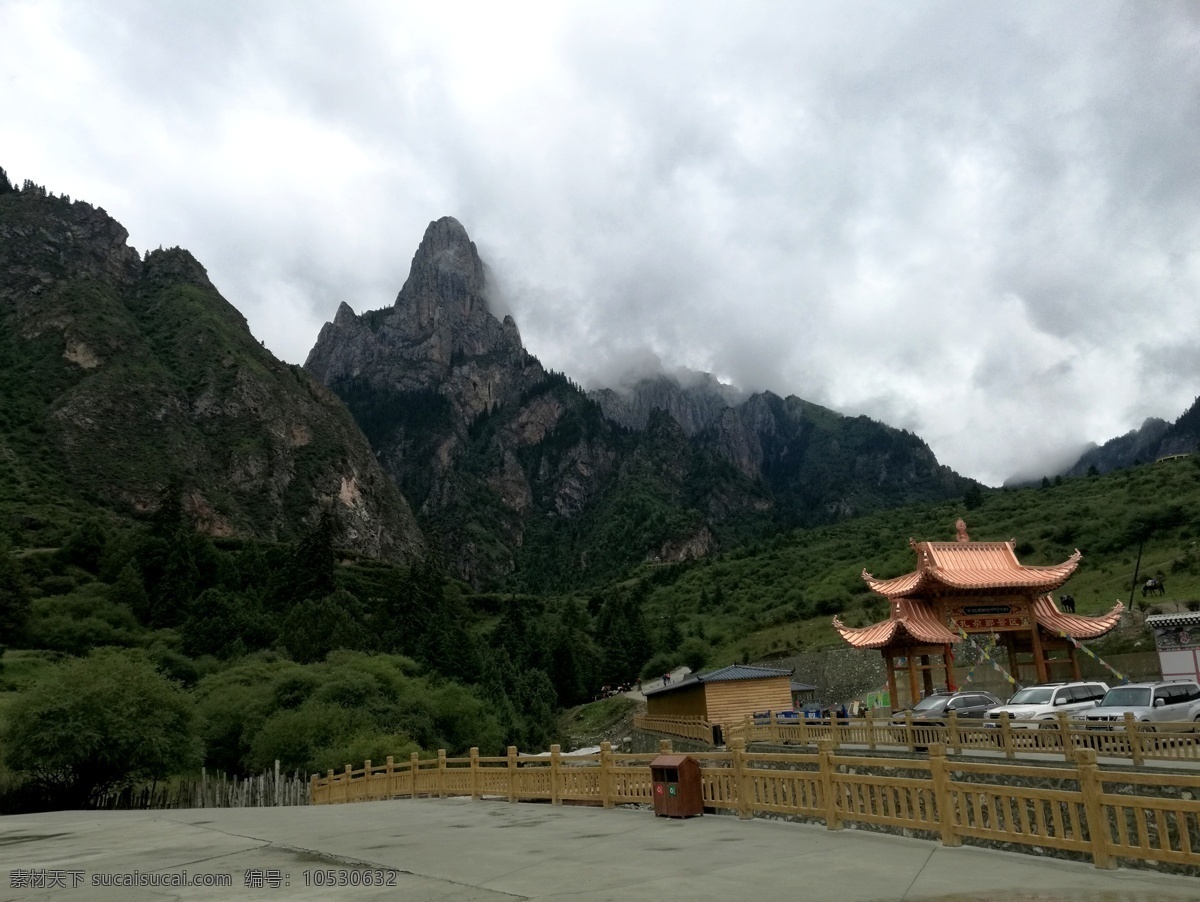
[3,453,1200,811]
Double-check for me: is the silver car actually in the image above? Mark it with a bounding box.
[1071,680,1200,729]
[985,681,1109,730]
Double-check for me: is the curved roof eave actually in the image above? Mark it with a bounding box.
[1034,596,1124,641]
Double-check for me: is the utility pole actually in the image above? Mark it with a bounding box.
[1127,526,1145,612]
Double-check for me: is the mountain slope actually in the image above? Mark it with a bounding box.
[0,179,422,561]
[1065,397,1200,477]
[306,218,975,588]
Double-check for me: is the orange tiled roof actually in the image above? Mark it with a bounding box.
[835,595,1124,649]
[863,541,1081,598]
[1034,595,1124,640]
[832,599,961,649]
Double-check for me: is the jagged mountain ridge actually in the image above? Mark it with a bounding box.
[592,372,967,514]
[0,179,423,561]
[590,371,744,436]
[306,217,975,588]
[1064,398,1200,477]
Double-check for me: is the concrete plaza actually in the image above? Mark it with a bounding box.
[1,797,1197,901]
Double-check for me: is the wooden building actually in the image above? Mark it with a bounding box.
[644,665,794,727]
[833,520,1123,709]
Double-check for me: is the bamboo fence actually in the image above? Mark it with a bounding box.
[94,761,310,809]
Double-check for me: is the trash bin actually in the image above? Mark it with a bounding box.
[649,754,703,818]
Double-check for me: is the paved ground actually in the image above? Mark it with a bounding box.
[1,798,1197,901]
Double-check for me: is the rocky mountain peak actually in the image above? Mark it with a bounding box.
[306,217,542,424]
[394,216,488,336]
[141,246,217,293]
[0,191,141,293]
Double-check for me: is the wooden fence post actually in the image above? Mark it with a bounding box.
[1056,711,1075,763]
[1075,749,1115,869]
[410,753,420,799]
[905,711,915,753]
[599,741,614,809]
[310,774,320,805]
[999,713,1015,760]
[363,760,372,801]
[326,769,334,804]
[866,713,876,751]
[550,744,562,806]
[730,738,753,820]
[507,746,519,803]
[817,738,842,830]
[437,749,447,798]
[1124,714,1145,767]
[385,756,394,800]
[470,747,480,800]
[659,738,673,754]
[947,711,961,756]
[927,743,960,847]
[830,712,841,750]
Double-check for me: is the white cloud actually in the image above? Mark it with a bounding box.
[3,0,1199,486]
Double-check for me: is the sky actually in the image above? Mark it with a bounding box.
[3,1,1199,486]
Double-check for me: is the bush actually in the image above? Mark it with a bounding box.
[0,649,201,808]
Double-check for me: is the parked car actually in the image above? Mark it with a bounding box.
[891,690,1003,726]
[983,681,1109,730]
[1071,680,1200,729]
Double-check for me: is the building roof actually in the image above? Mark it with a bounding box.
[863,541,1081,598]
[834,595,1124,649]
[644,664,793,697]
[1145,612,1200,629]
[833,598,961,649]
[1032,596,1124,640]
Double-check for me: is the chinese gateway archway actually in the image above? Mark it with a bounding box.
[833,520,1123,709]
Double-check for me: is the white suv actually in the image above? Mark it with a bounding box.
[1072,681,1200,728]
[984,681,1109,729]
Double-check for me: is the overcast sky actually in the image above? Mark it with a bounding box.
[4,1,1199,486]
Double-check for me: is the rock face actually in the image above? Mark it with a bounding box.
[1065,401,1200,476]
[0,183,423,562]
[594,373,971,526]
[307,218,537,420]
[590,371,743,436]
[306,217,976,588]
[305,218,557,582]
[306,220,773,586]
[696,392,968,523]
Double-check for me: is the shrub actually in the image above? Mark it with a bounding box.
[1,649,201,808]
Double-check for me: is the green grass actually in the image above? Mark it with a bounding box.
[622,455,1200,667]
[560,695,639,749]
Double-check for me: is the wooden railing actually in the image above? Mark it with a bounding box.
[310,738,1200,870]
[733,711,1200,765]
[632,713,716,743]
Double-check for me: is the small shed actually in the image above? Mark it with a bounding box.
[644,664,794,728]
[1146,612,1200,682]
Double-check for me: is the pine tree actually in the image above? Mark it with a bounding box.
[0,538,31,652]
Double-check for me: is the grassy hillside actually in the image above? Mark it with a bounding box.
[624,455,1200,667]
